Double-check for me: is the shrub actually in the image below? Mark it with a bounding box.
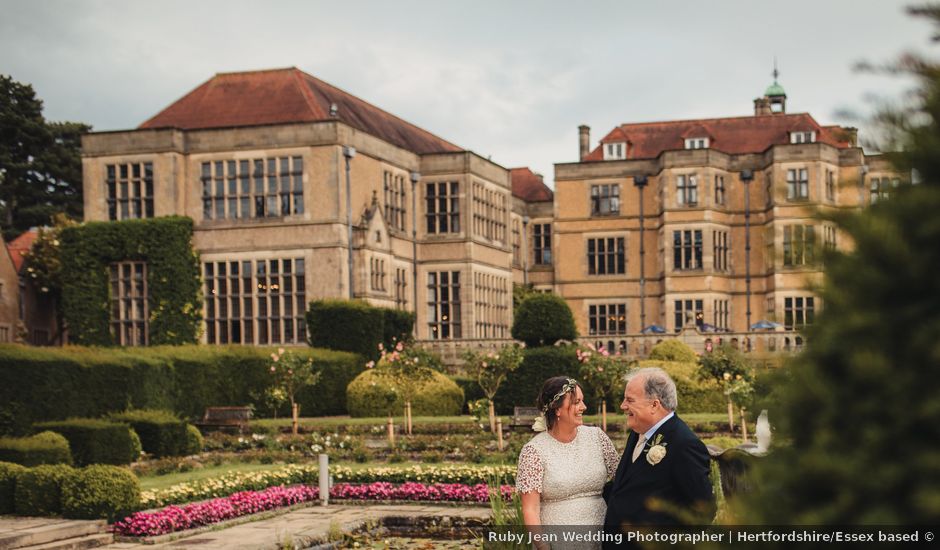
[61,465,140,521]
[346,369,464,417]
[14,464,75,516]
[307,300,384,360]
[383,309,415,347]
[184,424,203,455]
[0,461,27,514]
[511,294,577,347]
[108,409,190,458]
[648,339,698,363]
[0,431,72,466]
[34,419,141,466]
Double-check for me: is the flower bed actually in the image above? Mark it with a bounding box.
[117,482,514,538]
[142,464,516,508]
[114,485,318,537]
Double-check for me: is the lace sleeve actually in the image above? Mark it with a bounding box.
[515,443,544,494]
[597,428,620,480]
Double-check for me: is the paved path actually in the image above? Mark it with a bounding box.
[102,504,491,550]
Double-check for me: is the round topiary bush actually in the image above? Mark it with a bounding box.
[14,464,75,516]
[648,339,698,363]
[0,431,72,466]
[0,461,27,514]
[183,424,203,455]
[61,465,140,521]
[511,293,577,347]
[346,369,464,417]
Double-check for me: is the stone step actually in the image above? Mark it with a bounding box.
[17,533,113,550]
[0,520,108,549]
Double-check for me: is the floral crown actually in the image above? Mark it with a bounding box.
[540,378,578,414]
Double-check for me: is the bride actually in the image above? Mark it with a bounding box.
[516,377,619,548]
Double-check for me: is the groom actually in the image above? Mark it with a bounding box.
[603,367,715,546]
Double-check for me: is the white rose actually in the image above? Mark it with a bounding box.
[646,444,667,465]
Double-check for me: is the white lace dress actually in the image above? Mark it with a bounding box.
[516,425,620,526]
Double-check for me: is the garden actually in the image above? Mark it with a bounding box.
[0,297,765,545]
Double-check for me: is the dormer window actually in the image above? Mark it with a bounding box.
[790,131,816,144]
[684,138,709,150]
[603,142,626,160]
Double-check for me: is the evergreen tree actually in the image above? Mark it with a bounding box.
[0,75,89,240]
[741,8,940,526]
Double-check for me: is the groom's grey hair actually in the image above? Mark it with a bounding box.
[625,367,677,412]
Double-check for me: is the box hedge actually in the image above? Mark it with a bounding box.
[306,299,384,360]
[0,344,362,434]
[184,424,204,455]
[33,419,142,466]
[383,308,415,347]
[61,465,140,521]
[0,431,72,466]
[346,369,464,417]
[0,461,27,514]
[107,410,191,458]
[14,464,75,516]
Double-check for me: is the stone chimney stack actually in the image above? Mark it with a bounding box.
[579,125,590,161]
[754,97,772,116]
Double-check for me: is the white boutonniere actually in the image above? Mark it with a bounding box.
[646,433,668,466]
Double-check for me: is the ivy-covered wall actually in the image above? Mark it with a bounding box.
[59,217,202,345]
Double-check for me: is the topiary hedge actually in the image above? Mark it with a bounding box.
[649,339,698,363]
[0,431,72,466]
[307,300,384,360]
[493,345,581,414]
[0,461,26,514]
[58,216,202,346]
[184,424,203,455]
[14,464,75,516]
[0,345,362,434]
[107,410,192,458]
[383,309,415,347]
[346,369,464,417]
[511,294,577,347]
[33,419,141,466]
[61,465,140,521]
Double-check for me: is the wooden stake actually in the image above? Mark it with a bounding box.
[496,417,504,451]
[291,403,299,435]
[488,400,496,433]
[406,401,413,435]
[727,400,735,432]
[741,408,748,443]
[387,413,395,446]
[601,400,608,432]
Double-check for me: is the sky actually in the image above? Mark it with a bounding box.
[1,0,934,188]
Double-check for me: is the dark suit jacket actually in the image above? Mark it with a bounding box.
[603,415,715,545]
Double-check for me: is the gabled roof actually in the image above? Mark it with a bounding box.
[585,113,851,161]
[6,229,38,274]
[510,168,553,202]
[139,67,463,155]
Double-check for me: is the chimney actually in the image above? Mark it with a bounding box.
[579,125,590,161]
[753,97,771,116]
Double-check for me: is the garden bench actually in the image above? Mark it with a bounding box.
[195,406,252,433]
[510,406,540,431]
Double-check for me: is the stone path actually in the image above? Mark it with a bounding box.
[101,504,491,550]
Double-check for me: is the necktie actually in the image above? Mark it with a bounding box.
[631,434,647,463]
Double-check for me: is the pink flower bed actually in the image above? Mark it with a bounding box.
[113,485,318,537]
[114,482,515,538]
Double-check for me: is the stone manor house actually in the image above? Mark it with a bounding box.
[80,68,900,353]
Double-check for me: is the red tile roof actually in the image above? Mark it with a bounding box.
[139,68,463,155]
[583,113,852,161]
[6,229,38,274]
[510,168,553,202]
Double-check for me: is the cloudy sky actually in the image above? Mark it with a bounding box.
[1,0,933,187]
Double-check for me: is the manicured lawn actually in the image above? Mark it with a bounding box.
[139,462,278,491]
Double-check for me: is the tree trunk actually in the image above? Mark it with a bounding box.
[601,399,608,432]
[291,402,299,435]
[740,407,748,443]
